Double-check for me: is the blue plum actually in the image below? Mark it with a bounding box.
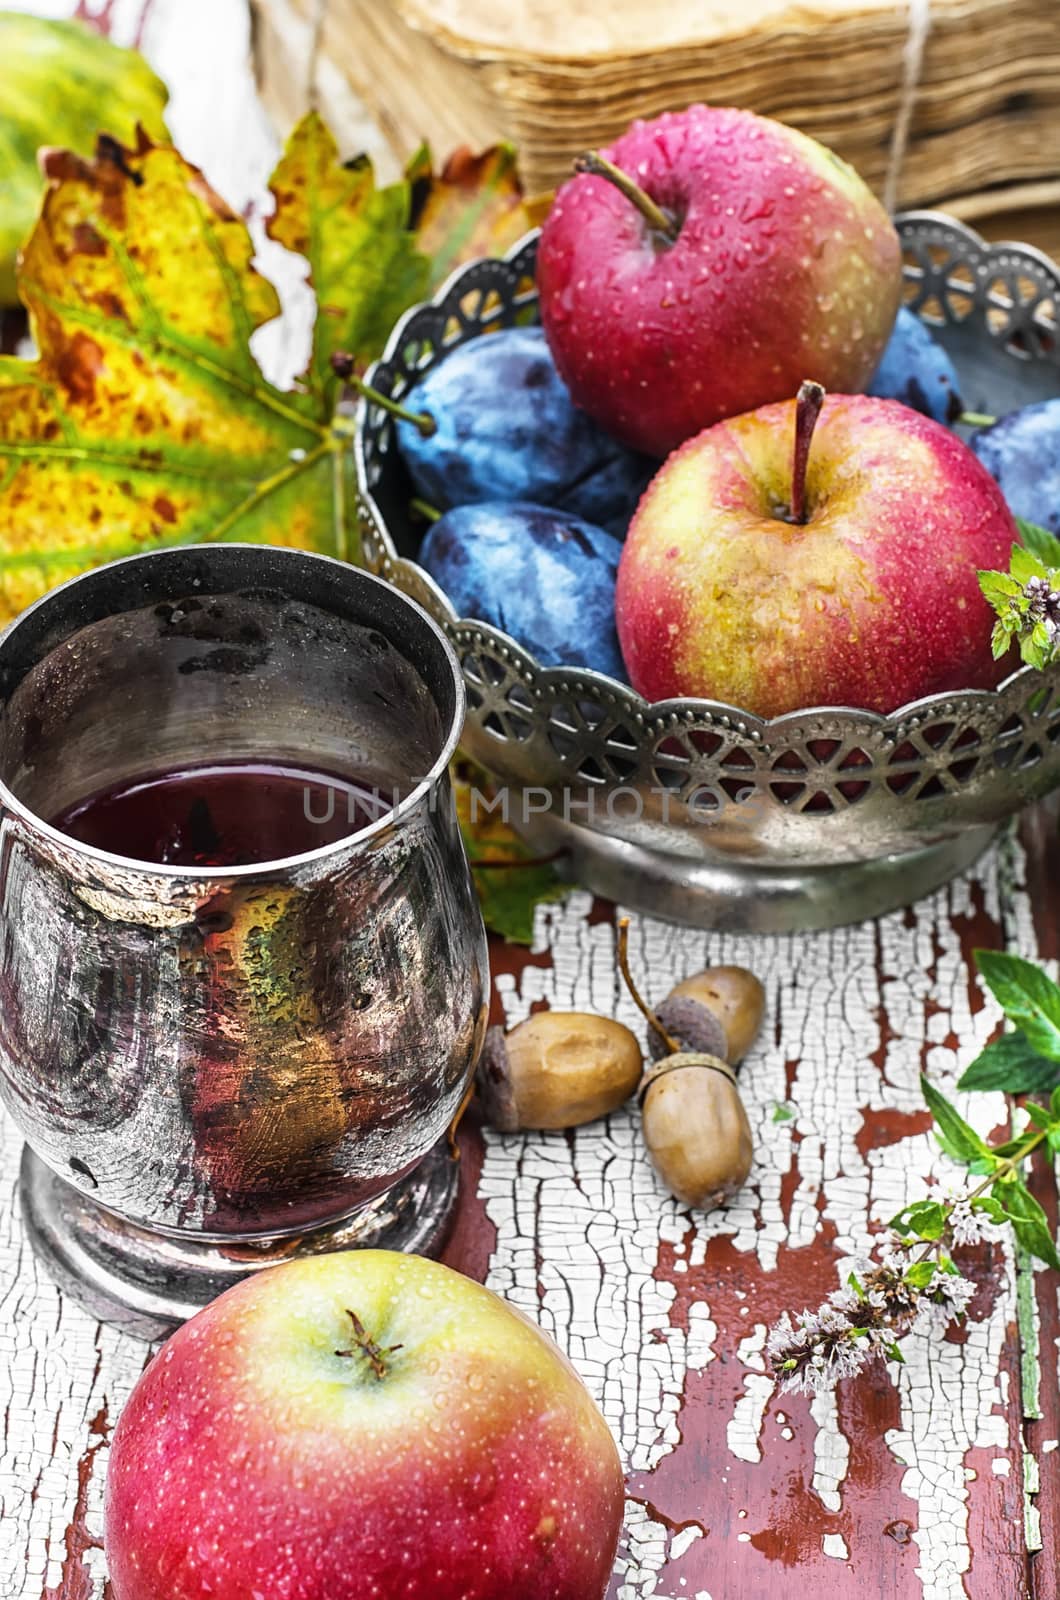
[970,398,1060,533]
[418,501,626,678]
[397,327,653,537]
[867,307,963,424]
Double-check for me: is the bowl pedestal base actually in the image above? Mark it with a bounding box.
[520,811,1000,933]
[19,1141,460,1342]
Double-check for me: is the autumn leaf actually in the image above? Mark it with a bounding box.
[0,111,539,626]
[267,111,428,404]
[0,129,358,621]
[453,761,569,944]
[407,143,545,292]
[0,13,169,304]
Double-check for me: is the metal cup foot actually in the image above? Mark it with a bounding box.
[19,1141,461,1342]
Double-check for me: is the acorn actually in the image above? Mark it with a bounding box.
[639,1053,754,1209]
[615,920,759,1211]
[477,1011,643,1131]
[646,966,766,1067]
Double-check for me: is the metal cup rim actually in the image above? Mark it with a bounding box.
[0,542,466,879]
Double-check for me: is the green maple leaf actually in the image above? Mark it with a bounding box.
[267,112,429,407]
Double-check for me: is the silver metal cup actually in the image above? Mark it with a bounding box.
[0,545,488,1338]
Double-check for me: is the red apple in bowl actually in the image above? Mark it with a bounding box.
[615,385,1018,717]
[536,104,902,458]
[104,1251,624,1600]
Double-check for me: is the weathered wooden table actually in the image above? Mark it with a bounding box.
[1,3,1058,1596]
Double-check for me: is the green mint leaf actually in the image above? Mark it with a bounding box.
[885,1340,906,1363]
[1048,1129,1060,1154]
[1016,517,1060,568]
[990,620,1011,660]
[772,1103,794,1122]
[988,1138,1033,1159]
[904,1261,936,1288]
[1009,544,1050,585]
[1052,1083,1060,1117]
[889,1199,948,1240]
[847,1272,865,1299]
[974,951,1060,1059]
[970,1195,1008,1223]
[937,1254,960,1275]
[1024,1101,1053,1129]
[978,569,1026,607]
[997,1177,1060,1271]
[958,1031,1060,1094]
[921,1074,992,1166]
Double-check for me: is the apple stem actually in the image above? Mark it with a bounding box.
[330,353,436,438]
[791,380,826,526]
[335,1309,403,1380]
[574,152,680,243]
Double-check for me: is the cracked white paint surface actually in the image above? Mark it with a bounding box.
[811,1388,849,1512]
[486,832,1038,1599]
[727,1327,772,1464]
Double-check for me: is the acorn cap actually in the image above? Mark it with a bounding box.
[646,994,728,1066]
[476,1024,519,1132]
[670,968,765,1064]
[638,1051,737,1104]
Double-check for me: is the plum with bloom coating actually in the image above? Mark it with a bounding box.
[104,1251,625,1600]
[971,397,1060,534]
[396,327,654,536]
[867,307,963,424]
[419,501,626,677]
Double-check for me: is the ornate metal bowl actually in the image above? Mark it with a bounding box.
[355,215,1060,932]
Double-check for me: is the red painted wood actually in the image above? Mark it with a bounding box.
[436,897,1059,1599]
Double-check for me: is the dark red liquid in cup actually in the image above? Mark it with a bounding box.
[50,761,390,868]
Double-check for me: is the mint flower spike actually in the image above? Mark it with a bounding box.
[769,1049,1060,1401]
[766,1241,978,1396]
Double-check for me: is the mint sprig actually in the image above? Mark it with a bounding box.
[769,948,1060,1398]
[978,520,1060,670]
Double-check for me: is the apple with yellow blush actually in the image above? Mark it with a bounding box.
[104,1251,624,1600]
[615,386,1019,717]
